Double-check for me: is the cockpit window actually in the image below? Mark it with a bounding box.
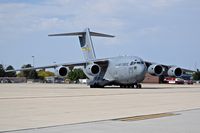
[130,60,144,65]
[130,61,137,65]
[130,61,134,65]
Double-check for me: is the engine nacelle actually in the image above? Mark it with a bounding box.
[167,67,182,77]
[85,64,101,76]
[55,66,69,77]
[148,64,164,76]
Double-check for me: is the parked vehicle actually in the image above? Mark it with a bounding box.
[184,80,193,84]
[164,77,184,84]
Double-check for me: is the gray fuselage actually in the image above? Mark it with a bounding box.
[85,56,147,86]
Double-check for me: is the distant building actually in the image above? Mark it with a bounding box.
[142,73,159,83]
[79,79,87,84]
[142,69,195,84]
[44,76,69,84]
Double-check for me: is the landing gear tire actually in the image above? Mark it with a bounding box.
[90,85,104,88]
[120,85,127,88]
[131,85,135,88]
[139,84,142,88]
[90,85,94,88]
[136,84,142,88]
[120,84,142,88]
[120,85,133,88]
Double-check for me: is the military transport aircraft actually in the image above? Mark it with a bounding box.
[7,28,186,88]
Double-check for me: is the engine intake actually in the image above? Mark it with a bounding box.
[56,66,69,77]
[86,64,100,76]
[148,64,163,76]
[167,67,182,77]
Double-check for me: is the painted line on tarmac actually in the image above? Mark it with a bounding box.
[113,113,179,121]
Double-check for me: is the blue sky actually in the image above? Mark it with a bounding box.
[0,0,200,70]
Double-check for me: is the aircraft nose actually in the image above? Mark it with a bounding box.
[138,64,146,75]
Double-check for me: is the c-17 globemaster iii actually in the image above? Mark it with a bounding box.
[7,28,190,88]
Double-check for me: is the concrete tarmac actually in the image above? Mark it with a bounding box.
[0,83,200,132]
[5,109,200,133]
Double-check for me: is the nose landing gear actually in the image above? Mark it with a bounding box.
[135,83,142,88]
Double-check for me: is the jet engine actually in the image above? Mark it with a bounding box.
[85,64,101,76]
[55,66,69,77]
[167,67,182,77]
[148,64,164,76]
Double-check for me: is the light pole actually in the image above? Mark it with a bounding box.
[32,56,35,67]
[53,61,57,83]
[53,61,56,75]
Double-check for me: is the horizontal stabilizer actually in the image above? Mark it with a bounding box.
[48,28,114,61]
[48,31,115,38]
[90,32,115,37]
[48,32,84,36]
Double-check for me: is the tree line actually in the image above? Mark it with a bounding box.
[0,64,16,77]
[193,69,200,80]
[0,64,54,79]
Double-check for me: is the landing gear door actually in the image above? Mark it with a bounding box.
[114,67,119,80]
[129,67,134,77]
[129,65,137,82]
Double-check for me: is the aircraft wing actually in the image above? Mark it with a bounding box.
[145,61,170,69]
[5,59,109,72]
[145,61,195,76]
[5,62,84,72]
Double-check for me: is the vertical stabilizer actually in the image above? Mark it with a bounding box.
[48,28,114,61]
[79,28,96,61]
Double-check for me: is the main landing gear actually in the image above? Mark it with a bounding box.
[120,83,142,88]
[90,84,104,88]
[89,83,142,88]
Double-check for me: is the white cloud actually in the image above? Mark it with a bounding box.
[0,0,184,40]
[152,0,183,8]
[0,0,199,70]
[138,26,161,36]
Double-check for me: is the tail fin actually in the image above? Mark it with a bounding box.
[49,28,114,61]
